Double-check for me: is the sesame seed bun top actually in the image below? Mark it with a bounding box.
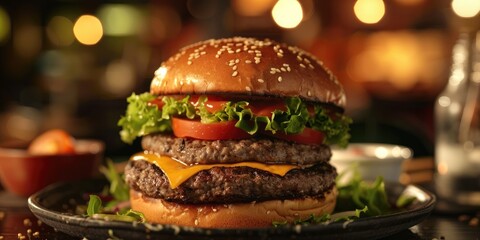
[150,37,346,108]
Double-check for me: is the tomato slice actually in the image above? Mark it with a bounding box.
[248,100,287,117]
[171,117,252,140]
[148,97,165,108]
[266,127,325,145]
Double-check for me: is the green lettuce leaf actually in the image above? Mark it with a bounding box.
[118,93,171,144]
[99,159,129,202]
[87,195,102,217]
[118,93,352,146]
[335,165,391,217]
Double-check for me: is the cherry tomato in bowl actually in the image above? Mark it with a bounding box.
[0,130,104,197]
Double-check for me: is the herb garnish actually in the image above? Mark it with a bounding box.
[85,159,145,223]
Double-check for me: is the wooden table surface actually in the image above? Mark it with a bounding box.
[0,158,479,240]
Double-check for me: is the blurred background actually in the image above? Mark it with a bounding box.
[0,0,479,158]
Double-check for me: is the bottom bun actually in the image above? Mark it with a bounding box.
[130,187,337,228]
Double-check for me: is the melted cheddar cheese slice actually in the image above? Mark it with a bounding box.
[131,152,298,189]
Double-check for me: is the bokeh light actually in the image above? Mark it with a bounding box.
[98,4,143,36]
[103,60,135,97]
[73,15,103,45]
[272,0,303,29]
[46,16,75,46]
[354,0,386,24]
[232,0,275,16]
[451,0,480,18]
[0,6,10,44]
[347,31,446,92]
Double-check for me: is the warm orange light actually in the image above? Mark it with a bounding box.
[233,0,276,16]
[347,31,446,91]
[272,0,303,29]
[73,15,103,45]
[451,0,480,18]
[354,0,385,24]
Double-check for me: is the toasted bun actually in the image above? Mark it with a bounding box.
[150,37,346,108]
[130,187,337,228]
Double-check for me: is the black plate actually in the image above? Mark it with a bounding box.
[28,179,435,240]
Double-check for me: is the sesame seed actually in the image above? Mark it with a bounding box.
[228,62,235,66]
[300,63,306,68]
[277,53,283,57]
[287,66,291,72]
[200,51,206,55]
[278,76,283,82]
[232,71,238,77]
[187,61,192,65]
[281,67,286,72]
[248,50,254,53]
[307,91,312,96]
[258,79,264,83]
[235,59,240,63]
[232,65,238,70]
[275,68,281,73]
[270,70,276,74]
[236,49,241,53]
[245,60,252,64]
[297,55,303,61]
[215,55,220,58]
[245,86,251,91]
[309,64,314,69]
[304,58,311,63]
[228,50,234,54]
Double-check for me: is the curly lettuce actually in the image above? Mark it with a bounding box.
[118,93,352,146]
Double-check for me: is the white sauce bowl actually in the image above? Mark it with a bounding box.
[331,143,413,183]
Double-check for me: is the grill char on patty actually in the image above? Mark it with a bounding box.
[125,159,337,204]
[142,133,332,165]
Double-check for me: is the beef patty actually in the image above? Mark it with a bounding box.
[142,133,332,165]
[125,159,337,204]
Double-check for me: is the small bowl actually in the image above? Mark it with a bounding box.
[331,143,412,183]
[0,140,104,197]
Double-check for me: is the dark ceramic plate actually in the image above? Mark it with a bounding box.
[28,179,435,240]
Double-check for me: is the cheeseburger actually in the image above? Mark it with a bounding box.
[119,37,351,228]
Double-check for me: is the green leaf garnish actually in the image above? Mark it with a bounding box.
[121,209,146,222]
[335,170,391,216]
[99,159,129,202]
[396,195,417,208]
[87,195,102,217]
